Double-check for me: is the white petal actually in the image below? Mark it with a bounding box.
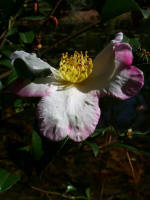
[112,32,123,43]
[9,77,53,97]
[11,51,59,79]
[78,34,120,93]
[37,86,100,142]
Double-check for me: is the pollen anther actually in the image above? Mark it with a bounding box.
[59,51,93,83]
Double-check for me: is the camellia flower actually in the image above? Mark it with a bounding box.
[10,32,144,142]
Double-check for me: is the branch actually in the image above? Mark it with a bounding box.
[50,0,63,16]
[41,20,100,55]
[0,69,14,80]
[0,8,22,48]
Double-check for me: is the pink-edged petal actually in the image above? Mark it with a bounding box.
[92,32,123,78]
[114,42,133,66]
[9,78,51,97]
[11,51,59,79]
[79,33,125,93]
[37,86,100,142]
[102,65,144,99]
[79,32,144,100]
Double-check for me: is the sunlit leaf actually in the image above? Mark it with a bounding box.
[66,184,77,193]
[85,188,90,200]
[0,168,21,194]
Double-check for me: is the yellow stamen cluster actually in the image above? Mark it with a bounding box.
[59,51,93,83]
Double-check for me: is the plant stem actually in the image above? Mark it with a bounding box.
[31,185,87,200]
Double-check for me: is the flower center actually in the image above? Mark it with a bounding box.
[59,51,93,83]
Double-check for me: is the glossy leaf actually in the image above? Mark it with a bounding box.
[0,49,12,57]
[0,168,21,194]
[85,188,90,200]
[0,59,13,68]
[19,31,35,44]
[85,141,99,157]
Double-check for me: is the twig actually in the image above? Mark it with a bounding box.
[0,69,14,80]
[126,151,136,179]
[50,0,63,16]
[108,135,112,144]
[0,8,22,48]
[0,30,7,41]
[126,151,142,200]
[41,20,100,55]
[31,185,87,200]
[99,183,104,200]
[0,31,9,49]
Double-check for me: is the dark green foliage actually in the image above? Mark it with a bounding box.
[32,130,44,160]
[0,168,21,194]
[0,0,150,199]
[101,0,149,21]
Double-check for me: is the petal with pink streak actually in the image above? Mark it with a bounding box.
[37,87,100,142]
[9,78,51,97]
[102,65,144,100]
[79,33,144,99]
[114,43,133,66]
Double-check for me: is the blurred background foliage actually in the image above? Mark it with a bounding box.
[1,0,150,199]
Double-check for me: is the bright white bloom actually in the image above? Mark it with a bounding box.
[10,33,144,142]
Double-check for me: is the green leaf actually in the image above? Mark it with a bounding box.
[85,141,99,157]
[5,70,18,85]
[0,49,12,57]
[19,31,35,44]
[66,184,77,193]
[13,99,23,108]
[112,143,150,157]
[90,128,105,138]
[122,35,141,49]
[18,146,30,152]
[140,8,150,19]
[0,59,13,68]
[8,27,18,36]
[101,0,149,22]
[0,81,3,90]
[0,168,21,194]
[32,130,44,160]
[85,188,90,200]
